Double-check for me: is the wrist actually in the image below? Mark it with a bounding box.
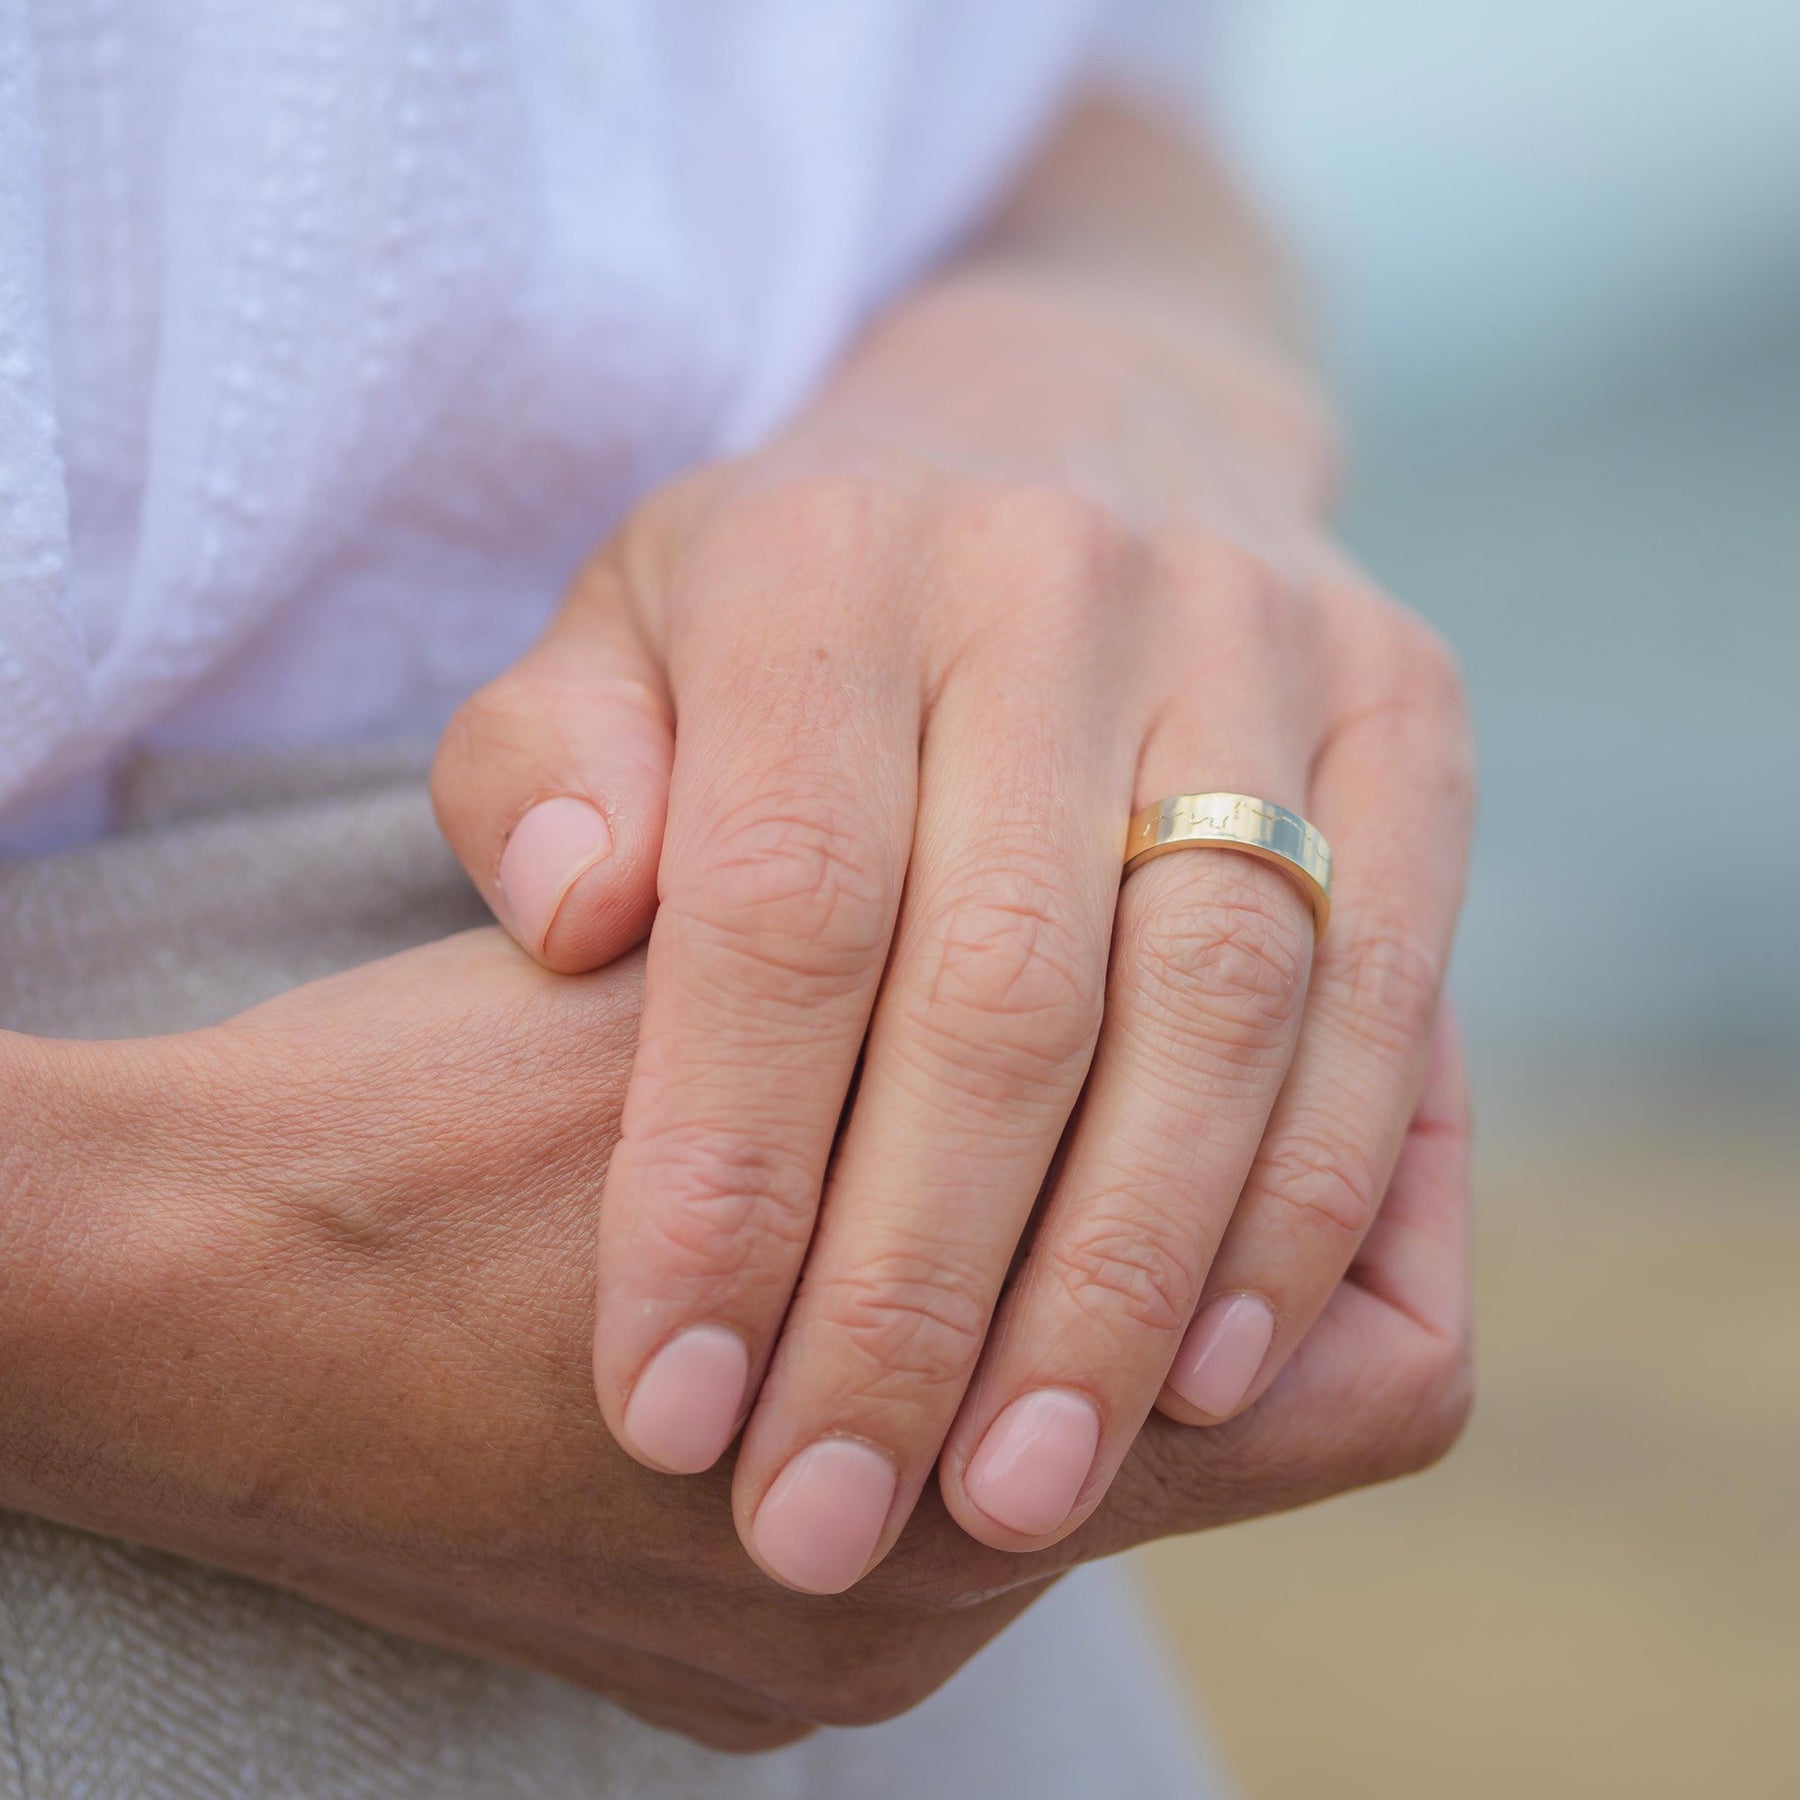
[809,264,1340,522]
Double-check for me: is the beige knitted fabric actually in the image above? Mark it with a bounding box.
[0,749,1209,1800]
[0,748,795,1800]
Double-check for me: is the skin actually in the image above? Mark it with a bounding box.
[430,102,1475,1587]
[0,928,1472,1750]
[0,94,1477,1747]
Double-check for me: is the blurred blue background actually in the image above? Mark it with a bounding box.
[1136,8,1800,1797]
[1214,0,1800,1118]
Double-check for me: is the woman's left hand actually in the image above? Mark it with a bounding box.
[432,268,1473,1592]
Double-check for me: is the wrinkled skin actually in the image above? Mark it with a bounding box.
[0,928,1471,1750]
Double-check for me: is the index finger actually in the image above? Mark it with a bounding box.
[593,599,918,1476]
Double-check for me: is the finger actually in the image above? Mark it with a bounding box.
[1157,614,1473,1425]
[937,618,1322,1550]
[431,555,673,973]
[903,1011,1473,1591]
[593,576,919,1480]
[1157,1002,1474,1508]
[728,650,1131,1593]
[1344,997,1472,1344]
[1072,1003,1474,1565]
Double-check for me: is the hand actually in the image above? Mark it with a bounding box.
[430,271,1475,1591]
[0,932,996,1749]
[0,928,1472,1745]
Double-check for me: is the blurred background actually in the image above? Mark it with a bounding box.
[1127,4,1800,1796]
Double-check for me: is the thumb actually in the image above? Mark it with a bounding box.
[432,558,672,973]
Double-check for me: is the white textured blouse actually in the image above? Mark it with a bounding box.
[0,7,1222,1793]
[0,0,1211,849]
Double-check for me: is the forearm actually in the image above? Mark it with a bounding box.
[0,948,1028,1745]
[0,1032,116,1340]
[968,94,1317,367]
[0,1028,228,1525]
[0,1034,62,1382]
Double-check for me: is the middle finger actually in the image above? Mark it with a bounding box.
[730,651,1132,1594]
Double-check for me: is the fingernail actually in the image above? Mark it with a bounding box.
[498,796,613,955]
[750,1438,897,1594]
[964,1388,1101,1538]
[1168,1293,1277,1420]
[621,1325,749,1473]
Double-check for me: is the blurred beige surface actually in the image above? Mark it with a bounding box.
[1131,8,1800,1792]
[1137,1109,1800,1799]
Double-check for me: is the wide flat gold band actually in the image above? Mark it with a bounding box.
[1123,792,1333,934]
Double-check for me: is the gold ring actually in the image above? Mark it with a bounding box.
[1123,792,1332,934]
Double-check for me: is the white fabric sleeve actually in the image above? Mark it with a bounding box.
[1086,0,1227,121]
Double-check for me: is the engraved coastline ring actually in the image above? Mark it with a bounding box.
[1123,793,1333,935]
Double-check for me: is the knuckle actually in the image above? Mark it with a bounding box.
[1420,1344,1477,1468]
[430,678,528,819]
[1330,1327,1476,1490]
[978,483,1136,581]
[1126,1410,1284,1532]
[777,1635,943,1728]
[1054,1207,1202,1337]
[1258,1128,1379,1240]
[1395,614,1478,813]
[626,1122,819,1272]
[1392,608,1470,717]
[950,482,1140,643]
[1152,530,1292,640]
[805,1249,992,1402]
[1385,1335,1476,1478]
[722,469,908,574]
[1333,908,1444,1060]
[671,787,896,982]
[1126,868,1309,1066]
[680,471,908,621]
[671,1710,815,1755]
[1357,605,1478,821]
[904,877,1104,1095]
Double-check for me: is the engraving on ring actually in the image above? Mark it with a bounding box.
[1123,791,1332,933]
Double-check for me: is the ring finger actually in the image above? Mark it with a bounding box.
[1156,612,1473,1425]
[938,631,1326,1547]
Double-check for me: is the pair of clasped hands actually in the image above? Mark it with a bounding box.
[429,254,1476,1607]
[0,111,1474,1750]
[0,108,1476,1742]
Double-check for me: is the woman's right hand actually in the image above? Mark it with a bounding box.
[0,928,1472,1748]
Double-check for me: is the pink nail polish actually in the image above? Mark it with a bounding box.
[750,1438,897,1594]
[1168,1293,1277,1420]
[497,796,612,955]
[964,1388,1101,1538]
[621,1325,749,1473]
